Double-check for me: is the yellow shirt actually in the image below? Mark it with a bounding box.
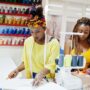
[71,48,90,63]
[22,36,59,79]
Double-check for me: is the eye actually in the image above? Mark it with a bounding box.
[84,31,89,34]
[78,30,83,33]
[31,30,40,33]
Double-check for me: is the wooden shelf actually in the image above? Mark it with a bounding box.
[0,23,27,27]
[0,12,31,17]
[0,34,30,37]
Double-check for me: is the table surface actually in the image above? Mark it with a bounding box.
[0,79,67,90]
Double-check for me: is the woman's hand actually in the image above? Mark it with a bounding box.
[32,73,44,86]
[8,69,19,79]
[32,68,50,86]
[86,68,90,75]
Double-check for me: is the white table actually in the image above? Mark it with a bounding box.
[0,79,67,90]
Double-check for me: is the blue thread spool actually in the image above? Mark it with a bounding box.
[3,29,7,34]
[77,55,84,66]
[13,29,16,34]
[22,28,25,34]
[24,28,27,35]
[8,28,11,34]
[15,29,18,34]
[55,58,59,65]
[11,28,14,34]
[6,28,9,34]
[6,28,10,34]
[60,48,64,54]
[20,29,23,34]
[14,28,17,34]
[27,29,30,34]
[17,29,22,34]
[2,29,5,34]
[0,29,2,34]
[71,55,78,67]
[58,54,64,67]
[17,30,20,34]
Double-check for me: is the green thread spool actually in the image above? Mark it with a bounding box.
[64,55,72,67]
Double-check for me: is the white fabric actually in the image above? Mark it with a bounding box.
[17,82,67,90]
[0,79,67,90]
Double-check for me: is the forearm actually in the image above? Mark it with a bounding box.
[39,68,50,78]
[15,62,25,72]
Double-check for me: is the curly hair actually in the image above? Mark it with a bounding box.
[72,17,90,54]
[73,17,90,32]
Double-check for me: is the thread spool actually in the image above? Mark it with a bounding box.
[71,55,78,67]
[58,54,64,67]
[77,55,84,67]
[64,55,72,67]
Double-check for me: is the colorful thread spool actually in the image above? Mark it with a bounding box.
[71,55,78,67]
[64,55,72,67]
[77,55,84,67]
[58,54,64,67]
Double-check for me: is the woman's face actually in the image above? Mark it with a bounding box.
[77,24,90,41]
[31,27,45,42]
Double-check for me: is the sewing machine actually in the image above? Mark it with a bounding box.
[55,32,86,90]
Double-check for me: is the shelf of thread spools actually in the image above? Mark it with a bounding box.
[0,37,25,46]
[0,15,30,27]
[0,0,42,6]
[0,4,37,17]
[0,27,31,46]
[0,3,37,25]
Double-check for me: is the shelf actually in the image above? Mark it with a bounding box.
[0,2,33,6]
[0,34,30,37]
[0,12,31,17]
[0,23,27,27]
[0,44,24,46]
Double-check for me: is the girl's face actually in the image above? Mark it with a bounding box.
[77,24,90,41]
[31,27,45,42]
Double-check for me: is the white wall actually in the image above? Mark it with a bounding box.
[44,0,90,33]
[0,46,23,66]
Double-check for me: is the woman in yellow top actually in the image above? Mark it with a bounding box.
[8,8,59,86]
[70,17,90,72]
